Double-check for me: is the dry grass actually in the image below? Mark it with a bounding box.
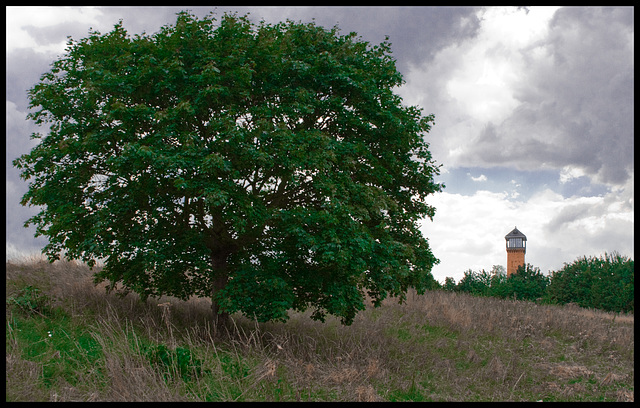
[6,258,634,401]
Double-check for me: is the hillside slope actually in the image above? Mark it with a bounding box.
[6,258,634,401]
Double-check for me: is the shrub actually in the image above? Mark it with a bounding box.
[7,285,53,317]
[546,252,634,313]
[505,263,549,301]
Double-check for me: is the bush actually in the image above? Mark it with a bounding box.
[442,277,457,292]
[442,252,634,314]
[455,269,493,296]
[504,263,549,302]
[546,252,634,313]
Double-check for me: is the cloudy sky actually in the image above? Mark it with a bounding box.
[6,6,634,283]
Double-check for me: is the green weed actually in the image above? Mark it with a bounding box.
[143,343,206,382]
[7,285,53,317]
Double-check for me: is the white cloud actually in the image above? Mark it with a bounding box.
[401,6,560,168]
[468,7,633,185]
[559,166,586,184]
[402,6,633,189]
[471,174,487,182]
[6,6,103,55]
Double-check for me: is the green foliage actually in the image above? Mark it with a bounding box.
[504,263,549,301]
[442,277,456,292]
[545,252,633,313]
[13,11,443,325]
[219,353,250,380]
[7,285,53,317]
[450,263,549,301]
[8,312,104,389]
[444,253,634,313]
[388,378,431,402]
[456,269,494,296]
[143,343,207,382]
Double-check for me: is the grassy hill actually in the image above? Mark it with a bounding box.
[6,257,634,401]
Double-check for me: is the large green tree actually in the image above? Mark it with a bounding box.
[13,11,443,327]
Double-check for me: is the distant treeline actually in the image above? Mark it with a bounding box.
[438,252,634,314]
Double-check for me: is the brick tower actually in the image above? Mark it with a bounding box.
[505,227,526,277]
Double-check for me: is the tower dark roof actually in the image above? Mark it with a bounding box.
[505,226,527,241]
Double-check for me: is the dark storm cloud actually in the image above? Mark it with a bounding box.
[98,6,187,36]
[296,7,483,75]
[463,7,633,185]
[73,6,483,77]
[546,202,593,232]
[6,100,48,255]
[213,6,482,76]
[5,48,54,109]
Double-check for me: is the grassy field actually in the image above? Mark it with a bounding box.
[6,257,634,401]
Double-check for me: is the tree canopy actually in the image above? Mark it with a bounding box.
[13,11,443,326]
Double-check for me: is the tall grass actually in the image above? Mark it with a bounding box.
[6,259,634,401]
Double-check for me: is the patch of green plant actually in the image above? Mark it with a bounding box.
[7,312,104,389]
[204,386,242,402]
[392,326,413,342]
[455,359,471,371]
[219,352,250,379]
[268,377,291,402]
[251,367,324,402]
[170,345,255,401]
[388,378,431,402]
[200,355,253,402]
[418,323,458,340]
[385,321,445,343]
[7,285,53,317]
[143,343,207,382]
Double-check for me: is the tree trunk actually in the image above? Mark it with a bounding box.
[210,250,230,331]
